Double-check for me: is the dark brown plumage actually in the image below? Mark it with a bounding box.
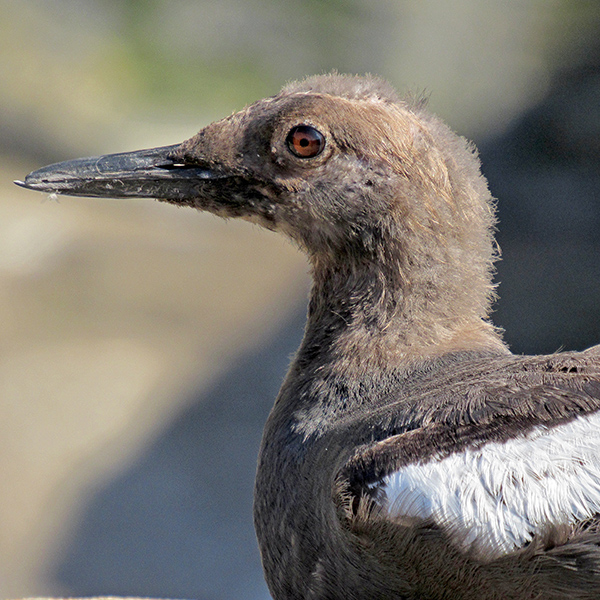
[16,74,600,599]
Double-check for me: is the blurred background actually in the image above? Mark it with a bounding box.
[1,1,600,599]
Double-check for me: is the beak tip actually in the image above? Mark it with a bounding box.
[14,178,37,191]
[14,175,48,192]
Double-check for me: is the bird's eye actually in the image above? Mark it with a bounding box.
[286,125,325,158]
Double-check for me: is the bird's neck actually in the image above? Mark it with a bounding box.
[299,252,506,374]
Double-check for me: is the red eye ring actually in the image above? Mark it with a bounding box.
[286,125,325,158]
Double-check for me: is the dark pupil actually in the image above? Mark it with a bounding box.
[300,138,309,147]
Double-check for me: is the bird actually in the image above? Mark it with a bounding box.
[16,73,600,599]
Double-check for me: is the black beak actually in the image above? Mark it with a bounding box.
[15,144,217,201]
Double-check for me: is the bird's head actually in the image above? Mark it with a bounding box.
[18,75,493,258]
[17,74,500,346]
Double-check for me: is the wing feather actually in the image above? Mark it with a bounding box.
[338,351,600,558]
[378,412,600,556]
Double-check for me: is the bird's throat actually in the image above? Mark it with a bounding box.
[302,258,506,374]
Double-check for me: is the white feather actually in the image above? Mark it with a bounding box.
[377,412,600,556]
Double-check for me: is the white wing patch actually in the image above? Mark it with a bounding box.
[376,412,600,557]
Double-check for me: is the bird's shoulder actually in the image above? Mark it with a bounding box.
[336,346,600,558]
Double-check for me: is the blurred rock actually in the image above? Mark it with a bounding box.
[52,313,305,600]
[482,52,600,353]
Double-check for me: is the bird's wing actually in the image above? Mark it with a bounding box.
[337,348,600,558]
